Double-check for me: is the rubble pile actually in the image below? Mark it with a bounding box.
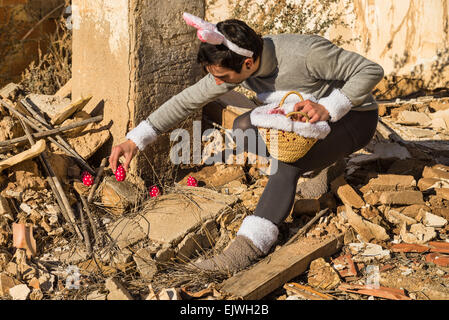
[1,80,449,300]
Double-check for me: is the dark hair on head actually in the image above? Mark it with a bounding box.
[197,19,263,73]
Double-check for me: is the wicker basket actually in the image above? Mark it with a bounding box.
[256,91,318,163]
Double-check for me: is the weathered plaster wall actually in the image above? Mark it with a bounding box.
[129,0,205,181]
[72,0,205,181]
[71,0,131,155]
[338,0,449,89]
[206,0,449,90]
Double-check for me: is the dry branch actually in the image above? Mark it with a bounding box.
[0,115,103,147]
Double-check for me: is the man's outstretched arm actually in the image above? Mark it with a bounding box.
[110,72,237,172]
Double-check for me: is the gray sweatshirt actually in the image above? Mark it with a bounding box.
[126,34,384,150]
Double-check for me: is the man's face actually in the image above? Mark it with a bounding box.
[206,65,248,85]
[206,58,258,85]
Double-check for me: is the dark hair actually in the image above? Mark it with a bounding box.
[196,19,263,73]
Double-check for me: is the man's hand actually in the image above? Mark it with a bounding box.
[293,100,330,123]
[109,140,138,173]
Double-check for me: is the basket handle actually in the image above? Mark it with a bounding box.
[275,90,304,110]
[275,91,309,122]
[286,111,310,122]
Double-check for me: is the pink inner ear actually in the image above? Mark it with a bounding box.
[183,14,201,29]
[183,12,215,31]
[200,29,224,45]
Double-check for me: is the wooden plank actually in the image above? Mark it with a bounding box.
[220,233,344,300]
[222,108,240,130]
[51,95,92,125]
[0,139,46,172]
[217,90,257,109]
[54,78,72,99]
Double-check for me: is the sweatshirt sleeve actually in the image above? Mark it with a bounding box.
[146,73,237,134]
[305,37,384,121]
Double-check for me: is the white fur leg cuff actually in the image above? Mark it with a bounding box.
[318,88,353,122]
[125,120,159,151]
[237,215,279,255]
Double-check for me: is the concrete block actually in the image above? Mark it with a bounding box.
[135,186,237,245]
[422,166,449,181]
[360,174,416,193]
[378,191,424,205]
[418,178,448,191]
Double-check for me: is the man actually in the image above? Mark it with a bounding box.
[109,13,384,272]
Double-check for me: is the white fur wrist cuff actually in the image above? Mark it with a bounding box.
[125,120,158,151]
[237,215,279,255]
[318,88,353,122]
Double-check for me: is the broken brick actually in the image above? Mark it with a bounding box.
[422,166,449,181]
[360,205,380,221]
[378,191,424,206]
[435,188,449,201]
[330,176,365,208]
[360,174,416,193]
[390,243,430,253]
[425,253,449,267]
[384,209,417,226]
[428,241,449,254]
[331,254,357,278]
[417,178,443,191]
[338,283,412,300]
[345,205,389,242]
[395,204,431,219]
[363,191,381,206]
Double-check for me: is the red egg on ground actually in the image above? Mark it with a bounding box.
[82,171,93,186]
[149,186,160,198]
[115,164,126,182]
[186,176,198,187]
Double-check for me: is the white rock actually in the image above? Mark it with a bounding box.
[9,284,30,300]
[385,209,417,226]
[397,111,431,126]
[422,211,448,228]
[105,278,133,300]
[401,223,436,244]
[348,243,390,262]
[87,290,107,300]
[19,203,32,215]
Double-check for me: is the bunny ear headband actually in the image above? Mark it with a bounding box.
[183,12,254,58]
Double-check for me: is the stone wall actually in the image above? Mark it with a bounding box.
[129,0,205,182]
[0,0,64,87]
[72,0,205,182]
